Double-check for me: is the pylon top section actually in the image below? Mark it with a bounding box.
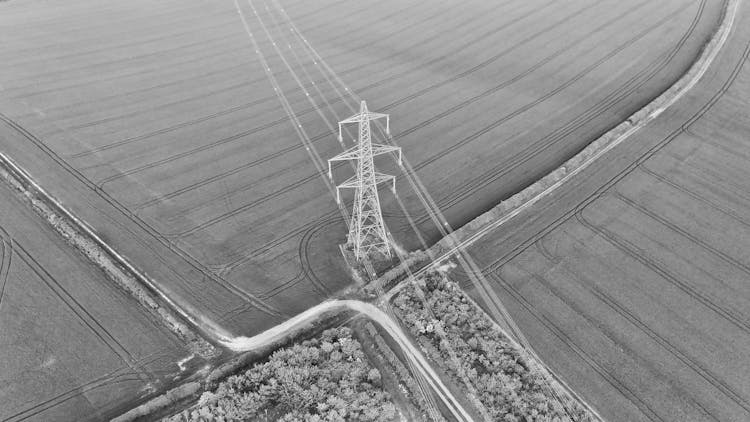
[327,101,402,261]
[337,101,390,143]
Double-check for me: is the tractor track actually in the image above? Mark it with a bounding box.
[537,226,750,416]
[5,0,369,86]
[609,189,750,276]
[7,0,374,101]
[164,0,696,247]
[90,0,567,186]
[0,111,284,318]
[0,226,12,310]
[149,0,664,239]
[535,237,560,264]
[0,1,223,54]
[11,239,150,383]
[296,216,341,297]
[648,140,750,205]
[526,269,721,421]
[1,357,169,422]
[572,211,750,409]
[4,0,335,56]
[479,34,750,279]
[66,0,490,149]
[700,131,750,162]
[455,41,750,419]
[410,0,708,225]
[431,15,747,420]
[485,270,667,422]
[223,29,692,272]
[14,40,247,101]
[22,0,455,123]
[3,8,235,70]
[637,163,750,230]
[10,32,243,96]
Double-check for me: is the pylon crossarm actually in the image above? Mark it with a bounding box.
[334,175,358,204]
[370,143,399,154]
[370,143,401,164]
[329,145,361,161]
[340,114,385,142]
[373,172,396,191]
[339,111,387,124]
[336,122,363,143]
[340,114,363,124]
[328,146,361,177]
[340,102,390,141]
[337,175,359,189]
[365,111,389,121]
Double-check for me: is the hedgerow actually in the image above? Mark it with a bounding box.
[165,327,397,422]
[392,272,595,422]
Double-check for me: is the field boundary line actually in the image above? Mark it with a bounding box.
[0,151,220,359]
[383,0,740,291]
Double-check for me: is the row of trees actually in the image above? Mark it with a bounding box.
[166,327,399,421]
[364,322,437,422]
[392,272,596,422]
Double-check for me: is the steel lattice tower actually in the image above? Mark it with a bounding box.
[328,101,402,260]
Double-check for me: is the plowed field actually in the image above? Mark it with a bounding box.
[0,180,193,421]
[457,3,750,420]
[0,0,722,341]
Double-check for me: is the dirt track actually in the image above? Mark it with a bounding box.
[222,299,473,422]
[452,1,750,420]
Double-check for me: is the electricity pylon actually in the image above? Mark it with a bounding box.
[328,101,402,260]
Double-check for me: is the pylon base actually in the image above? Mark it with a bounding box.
[339,242,398,284]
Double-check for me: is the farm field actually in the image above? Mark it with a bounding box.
[454,2,750,421]
[0,180,194,421]
[0,0,723,341]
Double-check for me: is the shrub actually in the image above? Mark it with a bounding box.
[392,272,596,422]
[165,328,397,421]
[364,322,438,422]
